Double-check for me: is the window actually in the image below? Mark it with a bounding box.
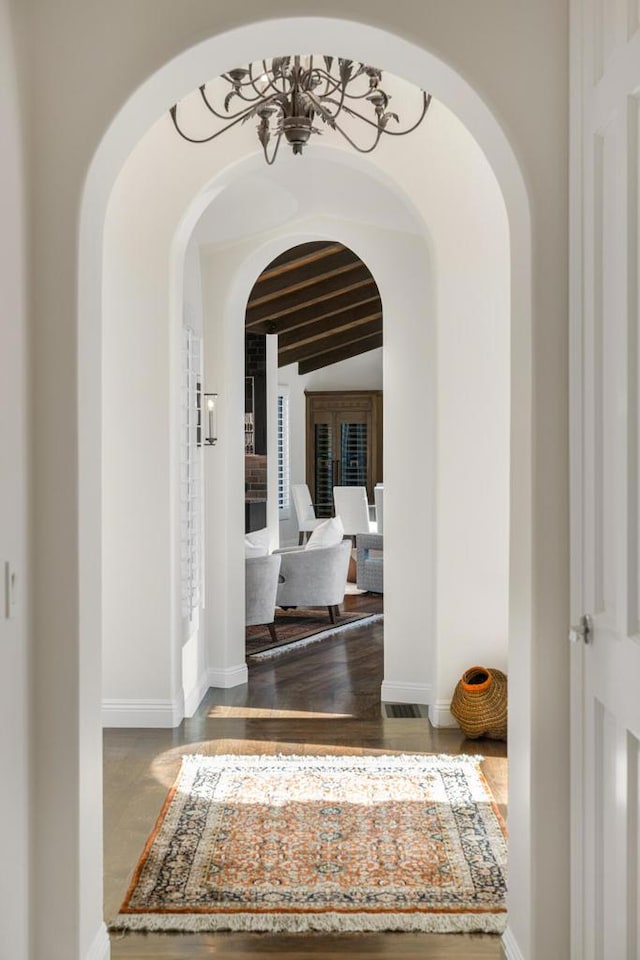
[277,388,290,517]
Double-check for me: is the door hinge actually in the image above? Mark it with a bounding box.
[569,613,592,644]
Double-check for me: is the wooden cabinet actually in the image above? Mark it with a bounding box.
[305,391,382,517]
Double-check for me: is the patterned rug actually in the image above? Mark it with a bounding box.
[111,753,507,934]
[246,593,383,658]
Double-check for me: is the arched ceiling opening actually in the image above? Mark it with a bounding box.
[245,240,382,373]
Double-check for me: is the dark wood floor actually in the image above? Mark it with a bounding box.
[104,607,508,959]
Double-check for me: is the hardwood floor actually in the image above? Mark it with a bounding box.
[104,608,508,959]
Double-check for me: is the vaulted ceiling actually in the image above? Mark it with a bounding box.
[245,241,383,374]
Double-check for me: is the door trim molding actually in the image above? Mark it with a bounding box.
[502,926,525,960]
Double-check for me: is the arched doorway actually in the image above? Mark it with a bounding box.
[39,15,559,960]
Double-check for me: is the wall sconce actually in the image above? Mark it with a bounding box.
[203,392,218,446]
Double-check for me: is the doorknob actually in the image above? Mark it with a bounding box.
[569,614,592,644]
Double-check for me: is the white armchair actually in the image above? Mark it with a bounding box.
[245,553,282,642]
[356,533,384,594]
[275,540,351,624]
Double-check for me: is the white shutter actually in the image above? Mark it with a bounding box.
[277,389,290,516]
[180,327,203,622]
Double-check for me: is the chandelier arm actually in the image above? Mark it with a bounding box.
[259,60,290,98]
[170,104,254,144]
[338,91,431,136]
[307,68,343,98]
[221,71,289,105]
[340,87,383,101]
[331,118,384,154]
[199,84,264,121]
[245,65,273,100]
[305,89,346,125]
[221,72,267,91]
[231,86,272,105]
[318,70,342,101]
[263,129,285,165]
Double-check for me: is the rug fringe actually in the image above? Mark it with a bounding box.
[110,910,507,935]
[248,614,384,661]
[179,752,486,769]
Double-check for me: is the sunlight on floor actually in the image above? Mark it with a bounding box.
[206,705,354,719]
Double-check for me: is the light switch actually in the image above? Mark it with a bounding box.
[4,561,16,619]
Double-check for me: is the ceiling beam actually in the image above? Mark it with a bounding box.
[245,271,376,326]
[247,259,364,309]
[253,247,361,301]
[248,289,380,336]
[297,333,384,375]
[256,242,345,283]
[258,241,336,274]
[277,302,382,348]
[278,317,383,366]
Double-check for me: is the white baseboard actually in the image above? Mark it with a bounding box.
[183,671,210,718]
[207,663,248,689]
[85,922,110,960]
[429,699,459,728]
[380,681,432,705]
[502,926,525,960]
[102,696,184,729]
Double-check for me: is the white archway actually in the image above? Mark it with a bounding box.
[189,192,437,702]
[78,17,533,960]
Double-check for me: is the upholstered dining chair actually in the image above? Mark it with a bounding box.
[332,486,377,537]
[374,483,384,536]
[245,553,282,642]
[291,483,324,545]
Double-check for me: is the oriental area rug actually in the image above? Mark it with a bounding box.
[111,753,508,935]
[246,592,383,658]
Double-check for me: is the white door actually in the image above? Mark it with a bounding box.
[571,2,640,957]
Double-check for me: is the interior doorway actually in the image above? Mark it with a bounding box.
[77,16,544,960]
[242,240,385,663]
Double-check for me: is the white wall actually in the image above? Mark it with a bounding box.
[429,105,511,724]
[102,162,184,726]
[278,349,384,545]
[0,3,29,956]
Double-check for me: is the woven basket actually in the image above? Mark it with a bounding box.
[450,666,508,740]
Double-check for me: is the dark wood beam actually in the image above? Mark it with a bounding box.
[297,333,384,374]
[253,247,361,301]
[277,301,382,349]
[278,317,383,366]
[259,241,336,274]
[248,289,380,336]
[256,243,346,283]
[247,260,364,309]
[246,272,376,327]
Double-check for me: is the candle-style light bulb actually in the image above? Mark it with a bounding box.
[206,395,217,444]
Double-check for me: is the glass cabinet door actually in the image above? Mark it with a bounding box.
[339,418,369,489]
[313,419,336,517]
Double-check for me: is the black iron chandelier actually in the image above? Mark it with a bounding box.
[170,55,432,164]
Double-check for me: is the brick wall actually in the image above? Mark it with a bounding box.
[245,453,267,498]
